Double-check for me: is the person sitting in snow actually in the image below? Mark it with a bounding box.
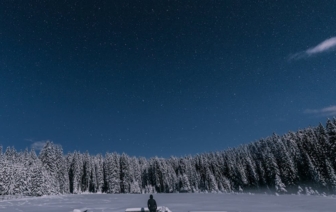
[147,194,157,212]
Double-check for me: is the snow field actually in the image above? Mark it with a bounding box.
[0,193,336,212]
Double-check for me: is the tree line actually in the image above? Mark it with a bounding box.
[1,119,336,196]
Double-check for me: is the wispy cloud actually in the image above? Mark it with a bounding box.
[304,105,336,117]
[289,37,336,60]
[31,140,48,151]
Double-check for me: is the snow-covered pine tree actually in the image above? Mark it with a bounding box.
[12,161,29,195]
[150,157,164,192]
[130,157,142,193]
[81,151,91,192]
[69,151,83,194]
[305,129,328,189]
[241,147,259,189]
[283,133,301,180]
[2,147,22,195]
[187,156,200,192]
[104,152,120,193]
[161,159,173,193]
[326,119,336,168]
[138,157,148,193]
[176,162,187,192]
[26,149,41,196]
[202,155,218,192]
[120,153,131,193]
[65,153,74,187]
[180,173,191,192]
[195,154,207,191]
[309,125,331,188]
[39,142,57,174]
[166,156,180,192]
[325,159,336,192]
[87,156,97,192]
[262,146,280,190]
[147,158,154,191]
[316,123,331,158]
[5,146,15,163]
[274,136,297,187]
[177,158,191,192]
[275,174,287,193]
[55,145,69,194]
[39,141,60,194]
[30,165,45,196]
[0,150,4,195]
[234,150,248,190]
[165,160,178,192]
[206,175,218,193]
[0,158,13,195]
[221,150,237,189]
[94,154,104,192]
[303,152,326,187]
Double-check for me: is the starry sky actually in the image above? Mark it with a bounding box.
[1,0,336,157]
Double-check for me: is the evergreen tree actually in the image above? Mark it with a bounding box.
[30,165,45,196]
[69,151,83,193]
[120,153,131,193]
[275,174,287,193]
[138,157,149,192]
[303,152,326,187]
[166,161,178,192]
[275,137,297,187]
[130,157,142,193]
[262,146,280,188]
[180,173,191,192]
[326,119,336,167]
[178,158,191,192]
[2,119,336,196]
[81,151,91,192]
[94,154,104,192]
[39,141,59,194]
[0,159,14,195]
[55,145,69,194]
[104,153,120,193]
[325,159,336,192]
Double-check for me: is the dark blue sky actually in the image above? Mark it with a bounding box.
[1,0,336,157]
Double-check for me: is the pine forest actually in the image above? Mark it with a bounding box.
[1,119,336,196]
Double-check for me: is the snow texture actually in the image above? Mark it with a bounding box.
[0,193,335,212]
[125,206,171,212]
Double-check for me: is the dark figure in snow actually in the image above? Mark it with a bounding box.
[147,194,157,212]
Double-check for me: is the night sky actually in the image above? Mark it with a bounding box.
[1,1,336,157]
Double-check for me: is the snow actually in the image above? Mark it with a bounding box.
[0,193,335,212]
[125,208,149,212]
[125,206,171,212]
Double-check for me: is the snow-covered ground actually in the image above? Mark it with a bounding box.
[0,193,335,212]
